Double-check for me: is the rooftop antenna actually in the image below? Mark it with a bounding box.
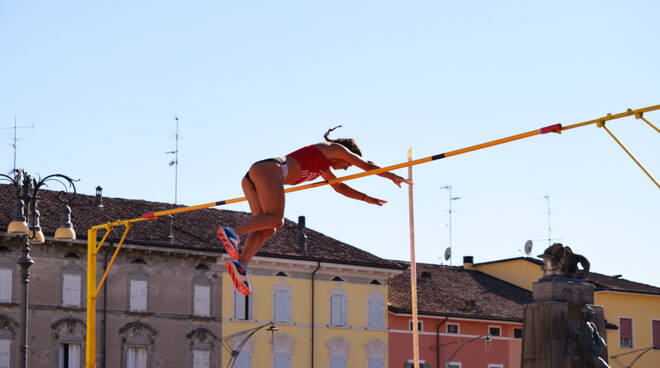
[544,194,552,246]
[166,116,181,204]
[440,185,461,266]
[2,117,34,172]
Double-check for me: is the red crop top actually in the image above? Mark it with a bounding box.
[287,145,331,184]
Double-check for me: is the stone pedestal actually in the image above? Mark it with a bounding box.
[521,278,608,368]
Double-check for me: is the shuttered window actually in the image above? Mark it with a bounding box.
[235,352,251,368]
[192,350,209,368]
[129,280,148,312]
[330,294,346,326]
[234,288,252,320]
[367,297,384,329]
[367,358,384,368]
[58,343,81,368]
[0,268,11,303]
[619,317,633,348]
[329,357,346,368]
[273,290,291,323]
[63,274,81,307]
[653,320,660,349]
[193,285,211,316]
[126,347,148,368]
[0,339,10,368]
[273,353,291,368]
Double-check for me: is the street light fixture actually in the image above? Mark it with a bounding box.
[1,169,78,368]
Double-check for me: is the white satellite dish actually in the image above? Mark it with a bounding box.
[524,240,533,256]
[444,247,452,261]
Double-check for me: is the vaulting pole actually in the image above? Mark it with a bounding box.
[408,147,420,368]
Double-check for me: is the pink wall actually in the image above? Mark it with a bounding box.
[389,314,522,368]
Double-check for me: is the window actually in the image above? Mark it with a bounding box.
[120,322,155,368]
[193,284,211,316]
[62,273,81,307]
[619,317,633,348]
[188,328,215,368]
[235,351,251,367]
[366,339,385,368]
[192,350,209,368]
[367,290,385,329]
[126,347,148,368]
[488,326,501,337]
[58,343,81,368]
[327,337,349,368]
[0,339,10,368]
[406,362,431,368]
[447,323,459,334]
[329,287,347,326]
[409,320,423,331]
[0,268,11,303]
[129,279,148,312]
[488,365,504,368]
[445,363,461,368]
[514,327,523,338]
[272,334,294,368]
[234,288,252,320]
[273,281,292,323]
[653,320,660,349]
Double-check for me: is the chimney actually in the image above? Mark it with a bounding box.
[297,215,307,253]
[463,256,474,270]
[95,186,104,208]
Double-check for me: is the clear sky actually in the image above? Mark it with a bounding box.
[1,1,658,285]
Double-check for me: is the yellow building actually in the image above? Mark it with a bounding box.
[221,255,403,368]
[467,255,660,368]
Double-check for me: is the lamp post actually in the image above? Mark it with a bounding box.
[1,169,78,368]
[221,322,278,368]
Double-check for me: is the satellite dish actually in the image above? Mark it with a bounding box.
[524,240,533,256]
[444,247,452,261]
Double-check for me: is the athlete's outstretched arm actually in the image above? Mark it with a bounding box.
[321,170,387,206]
[330,144,411,187]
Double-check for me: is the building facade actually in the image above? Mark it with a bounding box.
[387,262,530,368]
[0,184,403,368]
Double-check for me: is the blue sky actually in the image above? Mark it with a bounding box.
[1,1,658,285]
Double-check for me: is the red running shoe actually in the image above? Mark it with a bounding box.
[226,260,251,296]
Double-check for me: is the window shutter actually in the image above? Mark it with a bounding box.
[620,318,632,339]
[69,344,81,368]
[285,292,291,323]
[235,352,251,368]
[194,285,210,316]
[0,269,11,303]
[63,274,81,306]
[653,320,660,349]
[368,299,384,329]
[0,339,10,368]
[135,348,148,368]
[368,358,384,368]
[193,350,210,368]
[330,357,346,368]
[234,289,244,319]
[273,353,290,368]
[341,295,347,326]
[130,280,147,311]
[274,291,283,322]
[331,295,342,325]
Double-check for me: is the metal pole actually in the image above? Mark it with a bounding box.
[17,235,33,368]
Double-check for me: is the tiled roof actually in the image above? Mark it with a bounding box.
[494,257,660,295]
[0,184,403,270]
[388,262,532,321]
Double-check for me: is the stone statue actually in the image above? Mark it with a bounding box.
[568,306,610,368]
[538,243,590,278]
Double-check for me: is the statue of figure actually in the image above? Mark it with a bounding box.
[538,243,590,278]
[568,306,610,368]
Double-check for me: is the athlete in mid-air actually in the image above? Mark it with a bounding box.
[218,126,410,295]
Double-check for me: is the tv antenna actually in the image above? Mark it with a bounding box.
[440,185,461,265]
[166,116,181,204]
[2,117,34,172]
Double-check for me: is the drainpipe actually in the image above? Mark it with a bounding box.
[311,261,321,368]
[436,317,448,368]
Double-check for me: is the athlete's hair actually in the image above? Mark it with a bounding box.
[324,125,362,157]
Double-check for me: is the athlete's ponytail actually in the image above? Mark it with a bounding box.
[324,125,362,157]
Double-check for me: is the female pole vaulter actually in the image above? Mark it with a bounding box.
[218,125,411,295]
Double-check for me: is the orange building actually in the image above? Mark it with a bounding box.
[388,259,530,368]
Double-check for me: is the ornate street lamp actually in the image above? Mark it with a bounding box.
[221,322,278,368]
[1,169,78,368]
